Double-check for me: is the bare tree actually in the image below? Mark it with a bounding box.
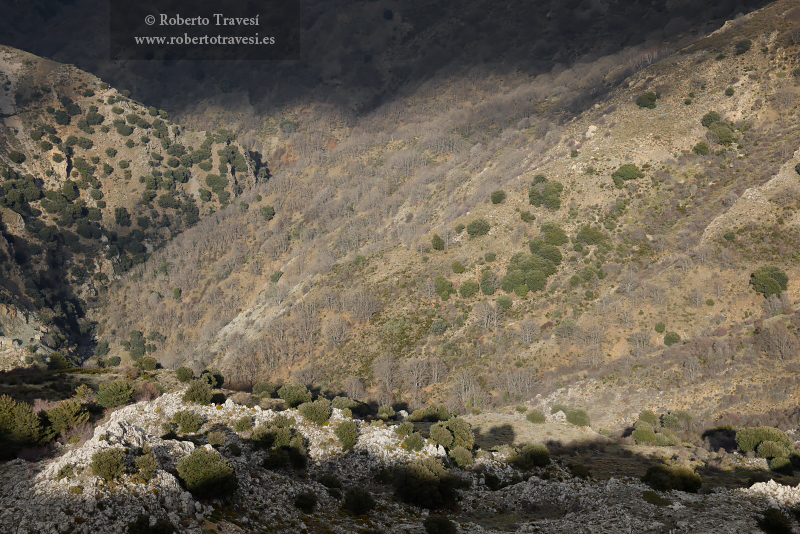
[403,357,430,392]
[683,356,701,381]
[344,288,382,321]
[629,330,651,354]
[497,368,537,399]
[343,376,366,400]
[772,88,796,119]
[617,267,638,294]
[519,318,540,345]
[373,354,398,392]
[674,255,693,272]
[580,322,606,367]
[762,292,791,317]
[427,357,448,383]
[475,302,499,330]
[759,322,798,360]
[668,272,683,288]
[323,315,350,346]
[451,369,484,412]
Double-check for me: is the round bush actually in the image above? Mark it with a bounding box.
[449,445,473,467]
[175,367,193,383]
[526,410,546,424]
[294,491,318,513]
[490,190,506,204]
[636,92,657,109]
[430,422,454,448]
[466,218,490,237]
[392,457,466,509]
[692,142,709,155]
[424,515,457,534]
[172,410,203,433]
[91,447,126,480]
[96,380,134,408]
[377,405,396,420]
[737,427,793,453]
[176,448,237,499]
[403,432,425,451]
[509,443,550,469]
[343,486,375,516]
[639,410,658,426]
[138,356,157,371]
[446,417,474,449]
[335,420,358,449]
[298,398,332,425]
[565,408,590,427]
[663,332,680,346]
[183,380,212,404]
[277,383,312,407]
[252,381,277,398]
[632,422,657,445]
[233,416,253,433]
[769,457,794,475]
[642,464,701,493]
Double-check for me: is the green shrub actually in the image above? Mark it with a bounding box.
[253,381,277,398]
[526,410,546,424]
[424,515,457,534]
[183,380,212,404]
[377,405,396,420]
[409,404,451,422]
[632,422,657,444]
[457,279,478,298]
[565,408,590,427]
[173,411,203,433]
[735,39,751,55]
[568,463,591,478]
[451,261,465,274]
[46,399,89,435]
[490,190,506,204]
[466,218,490,237]
[343,486,375,516]
[108,356,121,367]
[294,491,318,513]
[394,422,414,436]
[135,450,158,481]
[612,164,644,185]
[335,420,358,449]
[126,514,175,534]
[641,490,672,506]
[708,121,737,145]
[449,446,473,467]
[138,356,157,371]
[636,92,657,109]
[393,457,467,509]
[91,447,126,480]
[664,332,680,346]
[755,439,789,464]
[736,427,793,453]
[430,422,454,448]
[403,432,425,451]
[431,234,445,251]
[725,87,734,96]
[639,410,658,426]
[539,222,569,246]
[176,448,237,499]
[496,294,513,310]
[769,457,794,475]
[96,380,134,408]
[175,367,193,382]
[233,416,253,433]
[298,398,332,425]
[641,464,701,493]
[655,322,666,333]
[509,442,550,469]
[692,142,709,155]
[756,507,792,534]
[751,266,789,298]
[701,111,720,128]
[278,383,312,407]
[48,352,69,370]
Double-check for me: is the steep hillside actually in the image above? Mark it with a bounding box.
[91,0,800,434]
[0,46,264,367]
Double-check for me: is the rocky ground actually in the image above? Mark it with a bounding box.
[0,392,798,533]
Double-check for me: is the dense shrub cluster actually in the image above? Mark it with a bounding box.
[409,404,451,422]
[343,486,376,515]
[298,398,332,425]
[735,427,793,456]
[636,92,658,109]
[528,175,563,210]
[183,380,212,404]
[277,382,312,407]
[173,411,203,433]
[91,447,126,480]
[611,163,644,187]
[526,410,546,423]
[641,464,701,493]
[509,442,550,469]
[176,448,237,499]
[466,218,491,237]
[335,420,358,449]
[393,457,469,509]
[750,266,789,298]
[96,380,134,408]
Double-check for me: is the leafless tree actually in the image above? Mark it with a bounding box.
[580,322,606,367]
[759,322,798,360]
[497,368,538,399]
[674,255,693,272]
[668,272,683,288]
[403,357,429,392]
[343,376,366,400]
[617,267,638,294]
[772,88,796,119]
[683,356,701,381]
[373,354,398,392]
[629,330,651,353]
[762,292,791,317]
[519,318,540,345]
[451,369,484,412]
[475,302,499,330]
[344,288,382,321]
[292,363,326,388]
[323,315,350,346]
[427,357,448,383]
